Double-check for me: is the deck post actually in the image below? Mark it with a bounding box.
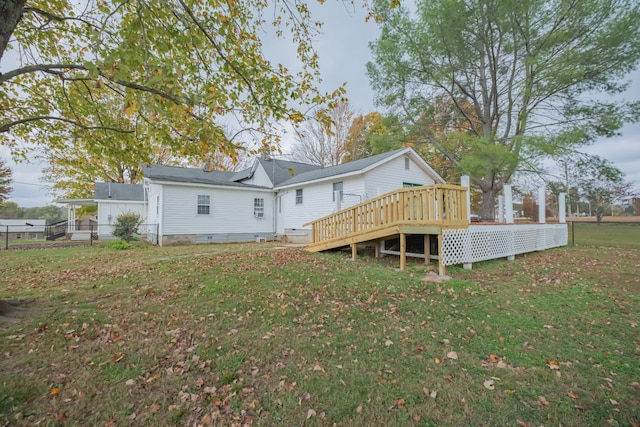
[438,232,446,276]
[538,187,546,223]
[558,193,566,223]
[504,185,514,224]
[424,234,430,264]
[400,233,407,270]
[498,195,505,223]
[461,176,471,222]
[351,243,357,261]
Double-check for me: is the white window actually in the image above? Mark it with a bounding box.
[404,157,410,170]
[197,195,210,215]
[296,189,303,205]
[333,182,343,202]
[254,198,264,218]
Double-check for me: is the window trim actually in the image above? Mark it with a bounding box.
[197,194,210,215]
[295,189,303,205]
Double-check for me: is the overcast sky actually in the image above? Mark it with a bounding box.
[1,2,639,207]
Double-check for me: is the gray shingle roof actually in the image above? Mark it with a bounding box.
[94,182,145,201]
[276,148,407,187]
[142,165,265,188]
[256,158,323,186]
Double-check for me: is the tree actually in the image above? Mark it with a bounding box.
[0,0,345,163]
[368,0,640,220]
[22,206,64,223]
[343,112,410,162]
[0,201,21,218]
[290,102,354,166]
[633,198,640,216]
[0,158,11,205]
[574,156,635,224]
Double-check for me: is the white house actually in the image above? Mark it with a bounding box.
[140,147,444,246]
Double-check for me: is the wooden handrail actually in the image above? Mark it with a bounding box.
[303,184,469,245]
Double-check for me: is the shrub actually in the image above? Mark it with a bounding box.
[110,239,132,250]
[112,212,143,243]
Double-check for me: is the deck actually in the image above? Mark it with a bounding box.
[304,185,469,273]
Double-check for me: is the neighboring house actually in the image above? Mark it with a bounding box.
[0,219,46,240]
[141,147,444,245]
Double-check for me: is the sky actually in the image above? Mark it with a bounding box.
[1,2,639,207]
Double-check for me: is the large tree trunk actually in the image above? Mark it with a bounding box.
[480,187,501,221]
[0,0,26,62]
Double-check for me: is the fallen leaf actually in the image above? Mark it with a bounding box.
[356,404,363,413]
[489,354,498,363]
[413,413,421,422]
[483,380,495,390]
[150,403,161,412]
[125,379,135,386]
[307,409,316,419]
[385,339,394,347]
[434,358,441,364]
[496,360,507,369]
[446,351,458,360]
[516,420,529,427]
[111,352,125,363]
[610,399,619,405]
[567,391,579,399]
[547,360,560,370]
[538,396,549,406]
[49,386,61,396]
[396,398,405,406]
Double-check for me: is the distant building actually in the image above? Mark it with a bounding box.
[0,219,47,240]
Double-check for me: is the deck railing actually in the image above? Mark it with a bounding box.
[304,184,469,245]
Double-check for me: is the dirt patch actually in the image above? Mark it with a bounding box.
[0,299,37,329]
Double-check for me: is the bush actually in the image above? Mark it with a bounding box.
[112,212,143,243]
[110,239,132,250]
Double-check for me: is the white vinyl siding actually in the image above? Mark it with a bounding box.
[161,185,273,235]
[277,176,365,233]
[365,155,436,198]
[96,200,147,238]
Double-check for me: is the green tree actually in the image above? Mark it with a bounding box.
[344,113,408,162]
[368,0,640,220]
[0,157,11,205]
[22,205,64,223]
[574,156,635,224]
[0,201,21,218]
[0,0,344,163]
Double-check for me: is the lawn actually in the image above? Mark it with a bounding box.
[1,234,638,426]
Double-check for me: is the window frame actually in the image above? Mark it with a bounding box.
[197,194,211,215]
[403,182,422,188]
[295,189,303,205]
[254,197,265,218]
[332,181,344,202]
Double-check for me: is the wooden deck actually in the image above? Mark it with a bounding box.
[304,185,469,273]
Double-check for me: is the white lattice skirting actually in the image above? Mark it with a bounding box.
[441,224,568,266]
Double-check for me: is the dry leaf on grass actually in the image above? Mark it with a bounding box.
[446,351,458,360]
[483,380,495,390]
[538,396,549,406]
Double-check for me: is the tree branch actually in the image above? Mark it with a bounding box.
[0,115,135,134]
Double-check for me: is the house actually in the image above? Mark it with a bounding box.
[141,147,445,246]
[0,219,47,240]
[56,182,146,240]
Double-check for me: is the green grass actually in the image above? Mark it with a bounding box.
[1,238,639,426]
[570,222,640,249]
